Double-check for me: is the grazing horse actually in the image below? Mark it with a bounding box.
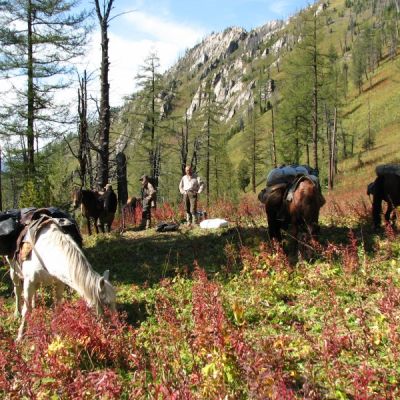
[121,196,139,230]
[260,176,325,243]
[13,218,116,341]
[368,173,400,230]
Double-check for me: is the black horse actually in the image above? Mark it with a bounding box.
[368,173,400,230]
[72,188,117,235]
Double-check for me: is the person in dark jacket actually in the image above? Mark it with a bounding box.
[139,175,156,229]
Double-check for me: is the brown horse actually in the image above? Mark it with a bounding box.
[260,176,325,243]
[368,173,400,230]
[72,188,117,235]
[72,189,102,235]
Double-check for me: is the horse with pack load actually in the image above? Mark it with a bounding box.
[258,165,325,243]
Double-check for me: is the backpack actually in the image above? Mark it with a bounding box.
[155,221,179,232]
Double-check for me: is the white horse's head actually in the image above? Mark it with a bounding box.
[97,269,117,314]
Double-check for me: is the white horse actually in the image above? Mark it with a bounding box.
[12,219,116,341]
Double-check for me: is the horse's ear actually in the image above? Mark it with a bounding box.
[99,277,105,290]
[103,270,110,281]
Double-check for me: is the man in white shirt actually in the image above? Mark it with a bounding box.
[179,166,204,226]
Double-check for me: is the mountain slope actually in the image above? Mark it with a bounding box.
[109,0,400,203]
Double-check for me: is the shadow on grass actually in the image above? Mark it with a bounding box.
[84,224,270,287]
[318,219,391,255]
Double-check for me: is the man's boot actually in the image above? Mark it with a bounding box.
[186,213,191,226]
[145,219,151,229]
[139,212,147,230]
[191,214,197,226]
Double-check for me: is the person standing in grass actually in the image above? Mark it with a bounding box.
[139,175,156,230]
[179,166,204,226]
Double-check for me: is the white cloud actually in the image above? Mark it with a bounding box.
[1,10,206,113]
[268,0,292,17]
[79,11,206,106]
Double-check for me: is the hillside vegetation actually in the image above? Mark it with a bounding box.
[1,198,400,398]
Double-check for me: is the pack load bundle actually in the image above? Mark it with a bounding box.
[0,210,22,255]
[375,164,400,177]
[266,165,318,187]
[0,207,82,256]
[199,218,229,229]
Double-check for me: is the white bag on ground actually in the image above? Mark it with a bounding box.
[199,218,229,229]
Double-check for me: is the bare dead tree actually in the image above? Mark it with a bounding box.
[180,113,189,175]
[94,0,114,188]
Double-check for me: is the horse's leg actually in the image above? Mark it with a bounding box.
[384,202,393,226]
[391,207,397,228]
[107,215,114,233]
[122,207,126,230]
[54,281,65,305]
[87,216,92,236]
[97,218,104,233]
[266,207,282,242]
[9,260,22,317]
[17,265,36,341]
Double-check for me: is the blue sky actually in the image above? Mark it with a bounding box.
[88,0,314,105]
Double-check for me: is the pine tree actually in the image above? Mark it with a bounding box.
[244,106,265,193]
[277,7,326,170]
[195,78,224,206]
[0,0,91,174]
[237,159,250,192]
[134,52,166,190]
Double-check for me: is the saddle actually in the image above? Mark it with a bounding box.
[0,208,82,263]
[15,214,82,266]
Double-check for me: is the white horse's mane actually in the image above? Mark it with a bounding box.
[41,223,113,311]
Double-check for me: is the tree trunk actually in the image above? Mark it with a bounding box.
[312,14,319,171]
[180,114,189,176]
[0,146,2,211]
[328,107,337,190]
[271,106,277,167]
[116,152,128,208]
[206,116,210,207]
[95,0,114,189]
[78,71,89,188]
[27,0,35,173]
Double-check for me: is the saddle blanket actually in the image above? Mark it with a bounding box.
[199,218,229,229]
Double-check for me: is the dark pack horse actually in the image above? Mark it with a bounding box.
[368,173,400,230]
[72,188,117,235]
[259,175,325,243]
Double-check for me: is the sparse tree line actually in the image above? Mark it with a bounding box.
[0,0,399,212]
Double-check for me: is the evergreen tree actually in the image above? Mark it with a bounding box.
[0,0,91,174]
[237,159,250,192]
[134,52,165,189]
[244,106,265,193]
[277,7,326,170]
[195,77,223,206]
